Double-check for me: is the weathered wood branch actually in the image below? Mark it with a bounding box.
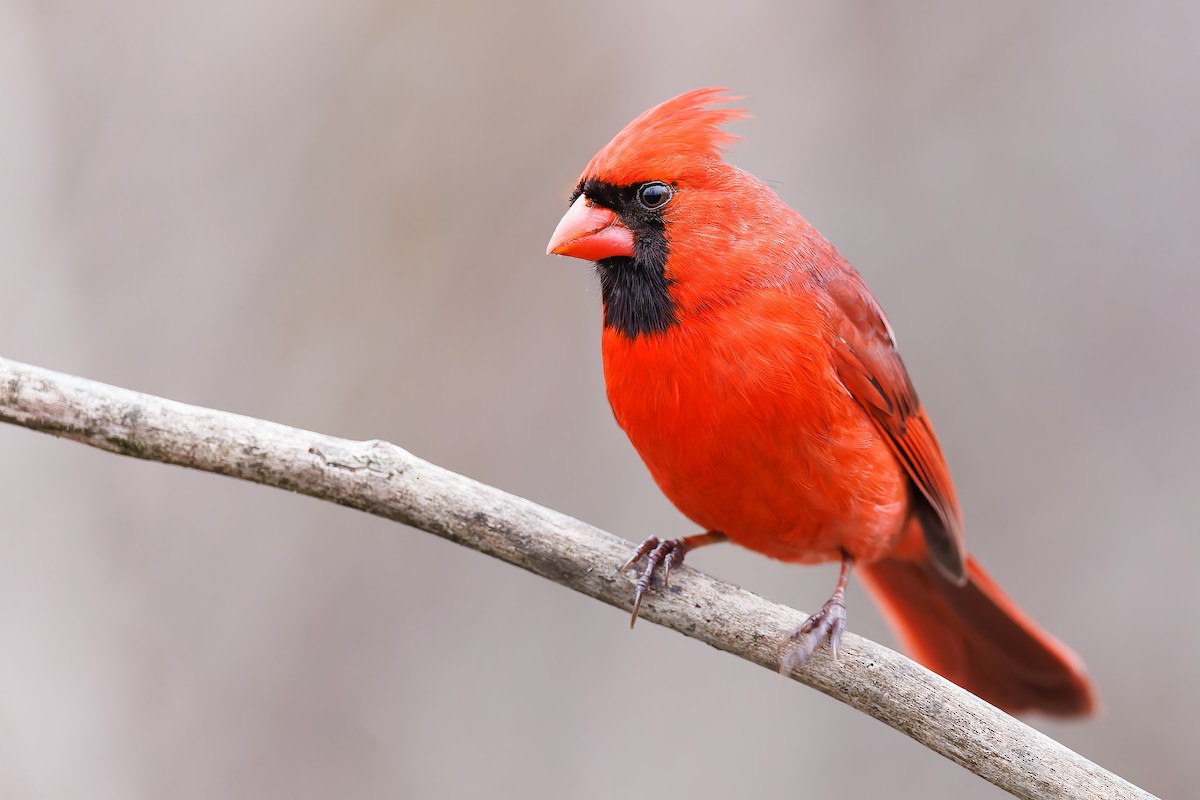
[0,355,1154,800]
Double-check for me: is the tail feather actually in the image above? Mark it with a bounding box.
[858,554,1097,716]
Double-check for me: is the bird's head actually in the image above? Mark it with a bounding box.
[547,88,759,340]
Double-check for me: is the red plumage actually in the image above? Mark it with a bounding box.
[548,88,1095,716]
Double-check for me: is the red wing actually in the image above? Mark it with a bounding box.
[823,268,967,584]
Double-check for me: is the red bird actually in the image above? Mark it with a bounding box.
[547,88,1096,716]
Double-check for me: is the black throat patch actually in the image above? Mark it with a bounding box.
[574,178,678,340]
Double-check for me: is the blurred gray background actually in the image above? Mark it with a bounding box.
[1,1,1195,797]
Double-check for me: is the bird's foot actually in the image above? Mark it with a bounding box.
[618,536,691,628]
[780,592,847,673]
[780,555,854,673]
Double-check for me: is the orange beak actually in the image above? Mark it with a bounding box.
[546,195,636,260]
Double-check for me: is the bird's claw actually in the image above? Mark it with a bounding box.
[619,536,690,628]
[780,593,847,673]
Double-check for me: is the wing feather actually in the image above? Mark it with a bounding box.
[824,268,967,583]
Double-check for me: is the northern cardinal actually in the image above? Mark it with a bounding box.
[547,88,1095,716]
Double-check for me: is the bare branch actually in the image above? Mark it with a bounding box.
[0,356,1155,800]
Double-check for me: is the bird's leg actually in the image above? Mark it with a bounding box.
[618,531,727,628]
[781,554,855,672]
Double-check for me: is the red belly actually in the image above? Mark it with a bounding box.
[602,297,911,565]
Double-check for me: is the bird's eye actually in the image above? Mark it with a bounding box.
[637,182,673,211]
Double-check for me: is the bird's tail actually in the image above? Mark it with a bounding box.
[858,552,1097,716]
